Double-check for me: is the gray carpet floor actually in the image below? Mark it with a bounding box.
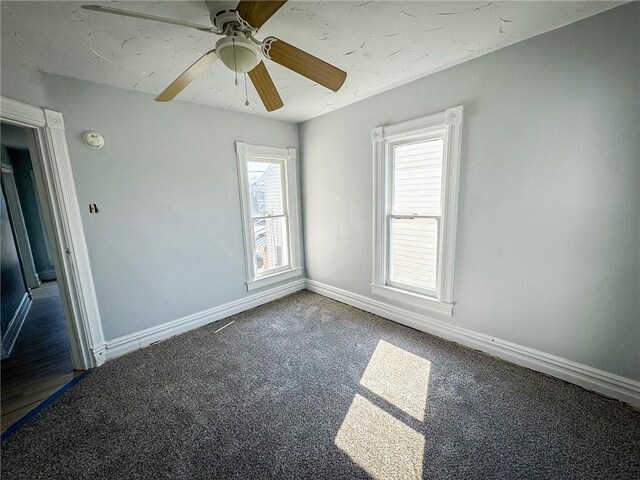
[1,290,639,479]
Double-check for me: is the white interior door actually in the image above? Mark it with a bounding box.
[1,162,40,289]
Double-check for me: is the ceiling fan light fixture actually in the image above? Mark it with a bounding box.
[215,36,261,73]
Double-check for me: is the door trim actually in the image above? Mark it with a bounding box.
[1,96,106,369]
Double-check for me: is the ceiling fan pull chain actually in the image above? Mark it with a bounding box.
[244,73,249,106]
[233,37,239,86]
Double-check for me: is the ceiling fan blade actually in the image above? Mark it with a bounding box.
[235,1,287,29]
[248,62,284,112]
[264,37,346,92]
[155,50,218,102]
[82,5,215,32]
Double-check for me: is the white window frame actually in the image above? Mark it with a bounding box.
[236,142,302,291]
[371,106,463,317]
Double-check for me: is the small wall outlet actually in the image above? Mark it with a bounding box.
[89,204,99,214]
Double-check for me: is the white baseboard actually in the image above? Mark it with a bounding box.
[103,278,306,360]
[0,292,32,359]
[37,268,57,281]
[305,279,640,407]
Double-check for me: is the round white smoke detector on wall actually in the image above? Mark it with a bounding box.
[82,131,104,149]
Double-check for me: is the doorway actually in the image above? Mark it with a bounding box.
[1,123,80,432]
[0,97,106,434]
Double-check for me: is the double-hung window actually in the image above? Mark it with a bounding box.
[372,106,463,316]
[236,142,302,291]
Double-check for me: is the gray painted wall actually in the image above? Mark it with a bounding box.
[299,4,639,380]
[1,74,300,341]
[1,123,29,149]
[1,183,27,333]
[0,56,47,108]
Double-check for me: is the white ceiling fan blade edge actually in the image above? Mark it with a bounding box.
[155,50,218,102]
[82,5,216,32]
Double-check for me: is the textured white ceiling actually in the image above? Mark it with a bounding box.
[1,1,622,123]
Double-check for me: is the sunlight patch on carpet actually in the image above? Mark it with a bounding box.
[335,393,424,480]
[360,340,431,421]
[335,340,431,479]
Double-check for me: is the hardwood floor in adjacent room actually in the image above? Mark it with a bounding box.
[1,281,81,433]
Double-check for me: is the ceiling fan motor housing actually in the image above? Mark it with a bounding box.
[216,35,261,73]
[211,8,244,32]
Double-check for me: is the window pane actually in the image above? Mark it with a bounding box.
[392,139,443,216]
[248,161,284,217]
[254,216,289,275]
[389,218,437,293]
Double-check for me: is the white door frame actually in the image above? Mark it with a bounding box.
[1,96,106,369]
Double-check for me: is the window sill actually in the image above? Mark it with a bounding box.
[247,267,303,292]
[371,284,453,317]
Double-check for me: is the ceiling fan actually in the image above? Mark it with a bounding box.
[82,1,347,112]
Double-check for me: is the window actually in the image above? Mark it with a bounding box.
[372,106,463,316]
[236,142,302,291]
